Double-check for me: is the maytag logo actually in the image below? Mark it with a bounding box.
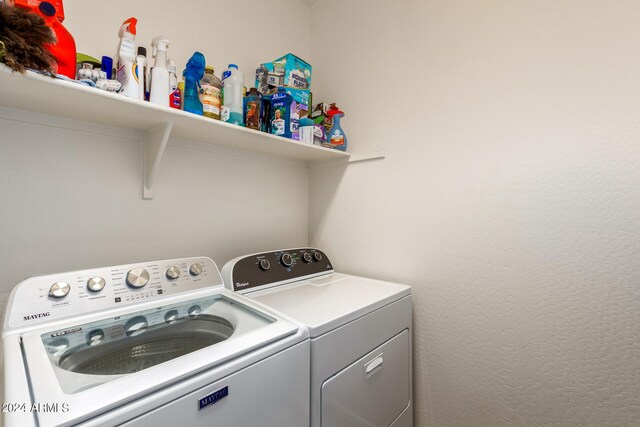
[23,312,50,322]
[199,386,228,410]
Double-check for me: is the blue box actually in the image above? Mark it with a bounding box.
[256,53,312,92]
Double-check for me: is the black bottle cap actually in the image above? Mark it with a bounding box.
[137,47,147,57]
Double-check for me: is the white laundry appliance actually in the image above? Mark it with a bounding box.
[2,256,309,427]
[222,248,413,427]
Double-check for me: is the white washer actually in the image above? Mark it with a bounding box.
[222,248,413,427]
[3,257,309,427]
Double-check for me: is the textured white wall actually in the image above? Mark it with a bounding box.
[0,1,311,417]
[64,0,311,83]
[309,0,640,425]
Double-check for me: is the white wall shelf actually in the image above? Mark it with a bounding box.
[0,64,352,198]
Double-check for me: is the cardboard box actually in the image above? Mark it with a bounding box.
[256,53,312,92]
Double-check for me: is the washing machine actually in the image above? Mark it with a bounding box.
[2,256,309,427]
[222,248,413,427]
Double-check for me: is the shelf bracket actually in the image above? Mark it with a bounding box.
[143,122,173,199]
[348,150,386,163]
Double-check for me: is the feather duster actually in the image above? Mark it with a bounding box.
[0,3,56,74]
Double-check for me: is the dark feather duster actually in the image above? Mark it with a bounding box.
[0,3,56,74]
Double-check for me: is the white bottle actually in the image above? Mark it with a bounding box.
[168,59,178,93]
[221,64,244,126]
[149,36,170,107]
[115,17,139,99]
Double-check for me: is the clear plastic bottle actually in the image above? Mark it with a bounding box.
[201,66,222,120]
[221,64,244,126]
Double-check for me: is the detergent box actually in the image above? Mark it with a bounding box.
[265,87,310,141]
[256,53,312,93]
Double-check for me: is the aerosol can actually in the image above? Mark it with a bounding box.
[149,36,170,107]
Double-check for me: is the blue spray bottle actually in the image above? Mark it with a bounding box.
[327,105,347,151]
[183,52,206,115]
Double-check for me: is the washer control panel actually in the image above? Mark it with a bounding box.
[7,257,221,329]
[223,248,333,293]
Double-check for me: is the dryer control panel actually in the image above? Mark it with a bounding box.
[6,257,221,329]
[222,248,333,294]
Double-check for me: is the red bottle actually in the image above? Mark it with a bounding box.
[14,0,77,79]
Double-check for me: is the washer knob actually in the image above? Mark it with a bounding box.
[313,252,323,262]
[87,277,106,292]
[189,263,203,276]
[281,253,293,267]
[259,259,271,271]
[126,268,150,288]
[165,266,181,280]
[302,252,313,263]
[49,281,71,298]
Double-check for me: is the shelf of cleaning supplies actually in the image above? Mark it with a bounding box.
[0,64,352,198]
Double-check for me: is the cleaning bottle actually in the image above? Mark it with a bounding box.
[261,96,272,133]
[221,64,244,126]
[177,81,185,110]
[136,47,147,101]
[115,17,139,99]
[183,52,206,115]
[149,36,170,107]
[299,117,314,144]
[244,88,261,130]
[328,106,348,151]
[168,59,181,109]
[270,87,292,138]
[201,66,222,120]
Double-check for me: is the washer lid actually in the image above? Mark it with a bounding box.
[248,273,411,337]
[19,289,302,426]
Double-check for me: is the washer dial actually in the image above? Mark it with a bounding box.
[87,277,106,292]
[165,266,181,280]
[49,281,70,298]
[302,252,313,263]
[281,253,293,267]
[126,268,150,288]
[189,263,203,276]
[313,252,323,262]
[259,259,271,271]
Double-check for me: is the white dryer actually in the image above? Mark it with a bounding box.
[2,257,309,427]
[222,248,413,427]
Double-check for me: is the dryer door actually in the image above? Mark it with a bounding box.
[321,330,410,427]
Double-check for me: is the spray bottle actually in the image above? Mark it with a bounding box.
[149,36,170,107]
[183,52,206,115]
[327,106,347,151]
[115,18,139,99]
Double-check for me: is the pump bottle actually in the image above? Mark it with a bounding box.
[149,36,170,107]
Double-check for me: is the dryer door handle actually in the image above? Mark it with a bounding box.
[364,353,384,380]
